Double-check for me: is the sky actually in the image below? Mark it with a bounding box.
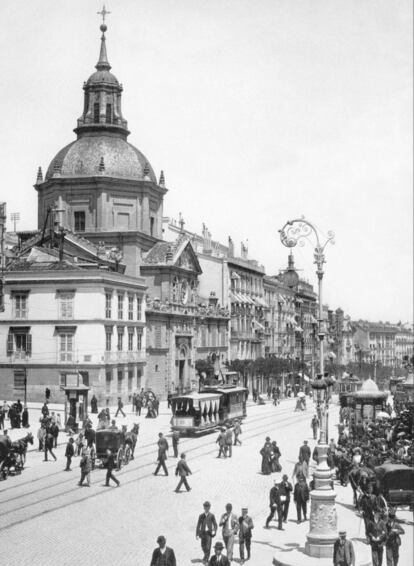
[0,0,412,323]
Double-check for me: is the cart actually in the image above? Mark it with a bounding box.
[374,463,414,510]
[94,429,131,471]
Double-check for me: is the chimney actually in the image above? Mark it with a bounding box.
[228,236,234,258]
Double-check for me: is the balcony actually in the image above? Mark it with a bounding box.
[104,351,146,363]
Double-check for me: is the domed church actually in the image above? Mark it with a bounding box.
[35,22,166,277]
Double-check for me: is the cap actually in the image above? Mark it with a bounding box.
[157,535,166,544]
[242,507,248,510]
[214,542,224,550]
[339,530,347,536]
[304,440,308,444]
[282,474,288,480]
[203,501,211,508]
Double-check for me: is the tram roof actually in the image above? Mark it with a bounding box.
[172,392,222,401]
[205,386,247,394]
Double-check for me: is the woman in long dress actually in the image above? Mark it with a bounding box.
[260,437,272,475]
[271,441,282,472]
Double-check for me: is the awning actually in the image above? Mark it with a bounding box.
[231,271,241,279]
[253,319,265,330]
[277,294,286,304]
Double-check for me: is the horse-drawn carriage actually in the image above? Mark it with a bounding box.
[92,426,138,471]
[374,463,414,510]
[0,432,33,480]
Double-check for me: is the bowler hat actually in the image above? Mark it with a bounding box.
[157,535,166,544]
[214,542,224,550]
[339,530,346,536]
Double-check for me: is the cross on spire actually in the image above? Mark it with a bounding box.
[97,5,111,24]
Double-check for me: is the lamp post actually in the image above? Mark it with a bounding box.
[279,216,337,558]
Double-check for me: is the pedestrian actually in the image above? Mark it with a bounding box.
[75,431,85,455]
[154,432,169,476]
[50,420,59,448]
[45,387,51,400]
[37,425,46,451]
[279,474,293,523]
[115,397,126,418]
[225,425,233,458]
[265,480,283,530]
[90,394,98,414]
[292,456,308,481]
[367,511,387,566]
[64,437,75,471]
[219,503,239,562]
[104,448,120,486]
[311,414,319,440]
[238,507,254,564]
[108,419,119,431]
[78,447,92,487]
[22,406,29,428]
[233,420,242,446]
[260,437,272,475]
[216,428,227,458]
[132,392,137,414]
[136,395,142,416]
[208,541,230,566]
[293,475,309,523]
[172,430,180,458]
[56,413,62,429]
[252,388,257,403]
[333,530,355,566]
[153,397,160,416]
[299,440,311,464]
[174,452,192,492]
[41,402,49,418]
[43,427,57,461]
[196,501,218,565]
[149,535,176,566]
[270,440,282,473]
[385,508,404,566]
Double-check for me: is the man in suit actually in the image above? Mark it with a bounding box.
[149,535,176,566]
[299,440,311,464]
[208,541,230,566]
[293,474,309,523]
[311,414,319,440]
[265,480,283,530]
[196,501,218,565]
[367,511,387,566]
[219,503,239,562]
[174,452,192,492]
[279,474,293,523]
[154,432,169,476]
[385,508,404,566]
[238,507,254,564]
[104,448,120,487]
[333,530,355,566]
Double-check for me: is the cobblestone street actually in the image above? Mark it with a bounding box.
[0,398,412,565]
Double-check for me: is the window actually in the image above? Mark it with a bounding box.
[105,370,112,393]
[128,296,134,320]
[59,333,74,362]
[117,369,123,393]
[150,216,155,236]
[117,328,124,351]
[128,369,133,392]
[128,331,134,351]
[136,297,142,320]
[105,329,112,352]
[14,293,28,319]
[118,293,124,319]
[105,292,112,318]
[59,292,74,319]
[94,103,100,123]
[154,326,162,348]
[74,211,85,232]
[136,330,142,351]
[106,103,112,124]
[8,330,32,359]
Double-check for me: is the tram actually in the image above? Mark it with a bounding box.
[338,374,362,408]
[170,384,248,435]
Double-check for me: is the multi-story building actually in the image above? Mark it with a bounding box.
[353,321,398,367]
[0,236,146,402]
[395,322,414,367]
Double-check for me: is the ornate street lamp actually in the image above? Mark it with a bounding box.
[279,217,337,558]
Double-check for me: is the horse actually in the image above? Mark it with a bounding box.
[348,464,376,509]
[124,423,140,459]
[11,432,34,467]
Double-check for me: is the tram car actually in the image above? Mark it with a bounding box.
[170,384,247,435]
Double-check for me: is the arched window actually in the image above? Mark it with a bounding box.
[172,277,179,302]
[94,103,100,123]
[106,104,112,124]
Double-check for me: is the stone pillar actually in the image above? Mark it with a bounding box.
[305,442,337,557]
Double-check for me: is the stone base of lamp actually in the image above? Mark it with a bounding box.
[305,443,338,557]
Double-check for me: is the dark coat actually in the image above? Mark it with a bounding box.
[105,453,117,472]
[149,546,176,566]
[278,480,293,500]
[269,486,282,508]
[333,539,355,566]
[299,444,311,462]
[65,442,75,457]
[175,458,191,477]
[208,555,230,566]
[366,518,387,547]
[196,512,218,537]
[293,481,310,503]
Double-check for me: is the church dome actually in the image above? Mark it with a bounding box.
[86,69,119,86]
[45,134,156,182]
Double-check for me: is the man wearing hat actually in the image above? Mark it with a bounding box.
[238,507,254,564]
[265,480,283,530]
[196,501,218,565]
[385,508,404,566]
[333,531,355,566]
[278,474,293,523]
[208,541,230,566]
[219,503,239,562]
[149,535,176,566]
[299,440,311,464]
[367,510,387,566]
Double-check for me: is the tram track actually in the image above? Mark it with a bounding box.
[0,406,311,531]
[0,402,298,499]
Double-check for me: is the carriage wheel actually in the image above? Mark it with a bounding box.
[377,494,388,518]
[124,446,131,466]
[116,448,123,471]
[0,463,10,480]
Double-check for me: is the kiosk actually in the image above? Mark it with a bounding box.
[62,373,89,433]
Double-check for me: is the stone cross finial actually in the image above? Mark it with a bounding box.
[97,5,111,24]
[36,166,43,184]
